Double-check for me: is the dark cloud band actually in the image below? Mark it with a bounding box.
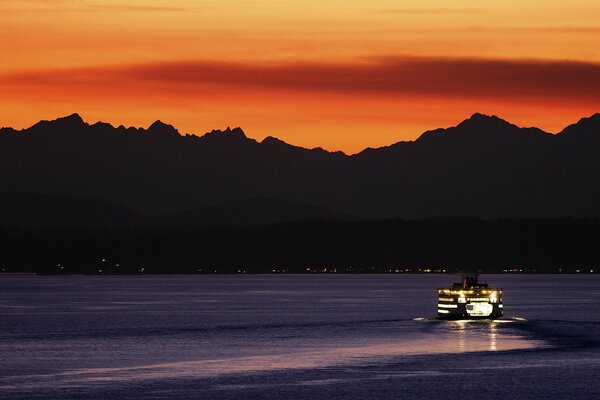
[3,56,600,102]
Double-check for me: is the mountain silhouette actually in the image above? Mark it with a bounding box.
[0,192,142,229]
[0,193,352,229]
[156,198,355,228]
[1,113,600,219]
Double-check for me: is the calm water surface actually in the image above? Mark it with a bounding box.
[1,274,600,399]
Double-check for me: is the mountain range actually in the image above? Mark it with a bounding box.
[1,112,600,227]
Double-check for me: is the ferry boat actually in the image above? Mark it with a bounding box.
[437,274,503,319]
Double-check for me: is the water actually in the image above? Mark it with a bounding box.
[1,274,600,399]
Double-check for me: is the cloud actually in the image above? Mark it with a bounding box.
[0,0,74,3]
[465,26,600,34]
[2,56,600,103]
[85,4,186,12]
[0,0,186,12]
[377,8,484,15]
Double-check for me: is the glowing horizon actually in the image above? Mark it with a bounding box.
[1,0,599,153]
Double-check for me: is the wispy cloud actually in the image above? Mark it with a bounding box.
[377,8,484,15]
[2,56,600,103]
[0,0,186,12]
[0,0,74,3]
[293,26,600,36]
[85,4,186,12]
[521,26,600,34]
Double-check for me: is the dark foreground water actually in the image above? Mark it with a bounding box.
[1,275,600,400]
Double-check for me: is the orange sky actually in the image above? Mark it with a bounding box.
[1,0,600,153]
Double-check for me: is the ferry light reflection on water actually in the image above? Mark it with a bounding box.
[15,322,532,387]
[447,320,503,352]
[490,323,498,351]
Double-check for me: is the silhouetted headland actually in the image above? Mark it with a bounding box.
[1,217,599,274]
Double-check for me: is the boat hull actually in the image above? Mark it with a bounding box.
[437,309,503,320]
[437,287,503,320]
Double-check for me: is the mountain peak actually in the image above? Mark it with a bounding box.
[147,120,179,137]
[52,113,87,128]
[60,113,85,124]
[415,113,543,144]
[457,113,513,130]
[261,136,289,146]
[576,113,600,125]
[224,126,246,138]
[202,127,248,141]
[29,113,87,133]
[471,112,491,119]
[558,113,600,138]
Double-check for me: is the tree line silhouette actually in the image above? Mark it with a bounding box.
[2,218,599,274]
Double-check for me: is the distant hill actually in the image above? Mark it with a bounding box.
[1,112,600,218]
[156,198,355,228]
[0,193,142,229]
[0,193,352,229]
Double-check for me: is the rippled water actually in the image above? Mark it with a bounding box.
[1,274,599,399]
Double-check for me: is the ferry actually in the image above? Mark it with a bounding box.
[437,274,503,319]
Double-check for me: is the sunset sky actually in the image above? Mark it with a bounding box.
[1,0,599,153]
